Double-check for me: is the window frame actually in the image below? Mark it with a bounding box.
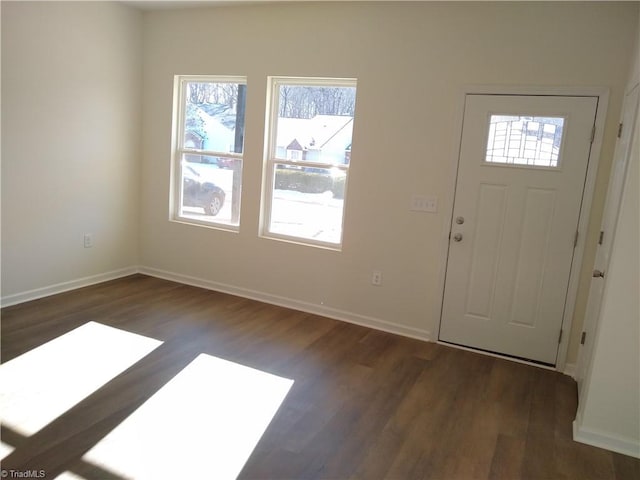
[171,75,247,231]
[261,76,357,249]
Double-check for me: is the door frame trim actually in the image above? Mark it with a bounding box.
[575,81,639,392]
[434,85,610,371]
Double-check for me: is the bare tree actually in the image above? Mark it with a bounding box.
[278,86,356,118]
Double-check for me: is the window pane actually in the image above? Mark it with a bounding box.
[180,155,241,226]
[183,82,246,154]
[485,115,564,167]
[275,85,355,165]
[269,165,346,244]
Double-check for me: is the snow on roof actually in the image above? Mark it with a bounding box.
[198,109,234,152]
[276,115,353,150]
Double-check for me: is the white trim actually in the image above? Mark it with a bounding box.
[261,76,357,250]
[139,266,431,342]
[558,88,609,370]
[459,84,610,98]
[1,267,139,308]
[575,82,640,390]
[171,75,246,230]
[563,362,576,378]
[434,85,609,372]
[573,414,640,459]
[2,265,432,343]
[180,148,243,160]
[433,88,467,342]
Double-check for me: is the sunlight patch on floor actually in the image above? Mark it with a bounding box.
[0,322,162,437]
[56,472,86,480]
[0,442,14,461]
[80,353,294,480]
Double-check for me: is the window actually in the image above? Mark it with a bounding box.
[287,149,302,161]
[485,115,565,168]
[172,76,246,228]
[262,77,357,248]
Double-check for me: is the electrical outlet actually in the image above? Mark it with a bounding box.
[371,270,382,286]
[84,233,93,248]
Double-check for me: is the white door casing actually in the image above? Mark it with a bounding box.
[575,83,639,392]
[439,94,598,365]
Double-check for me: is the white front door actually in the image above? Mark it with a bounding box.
[439,94,598,365]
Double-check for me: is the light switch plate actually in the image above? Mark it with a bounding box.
[410,194,438,213]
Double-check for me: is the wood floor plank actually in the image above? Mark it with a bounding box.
[613,452,640,480]
[1,274,638,480]
[488,434,526,480]
[521,370,559,480]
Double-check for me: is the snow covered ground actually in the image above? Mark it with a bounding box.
[182,162,343,243]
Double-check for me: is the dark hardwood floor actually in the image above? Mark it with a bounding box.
[1,274,638,479]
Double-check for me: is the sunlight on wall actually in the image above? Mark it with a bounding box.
[0,322,162,445]
[80,353,294,479]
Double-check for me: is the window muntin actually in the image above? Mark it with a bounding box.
[485,115,565,168]
[173,76,246,228]
[263,78,357,248]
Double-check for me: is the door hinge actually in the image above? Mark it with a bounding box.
[590,124,596,144]
[558,329,563,344]
[617,122,623,138]
[598,231,604,245]
[574,230,579,248]
[581,331,587,345]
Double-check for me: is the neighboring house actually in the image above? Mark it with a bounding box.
[185,107,237,165]
[184,131,205,150]
[199,109,235,153]
[276,115,353,165]
[184,131,206,164]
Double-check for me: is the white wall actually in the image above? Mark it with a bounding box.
[1,2,637,366]
[1,2,142,301]
[140,2,638,352]
[574,46,640,456]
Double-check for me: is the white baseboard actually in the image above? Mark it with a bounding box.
[138,266,432,342]
[573,415,640,459]
[563,362,576,378]
[2,265,432,343]
[1,267,139,308]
